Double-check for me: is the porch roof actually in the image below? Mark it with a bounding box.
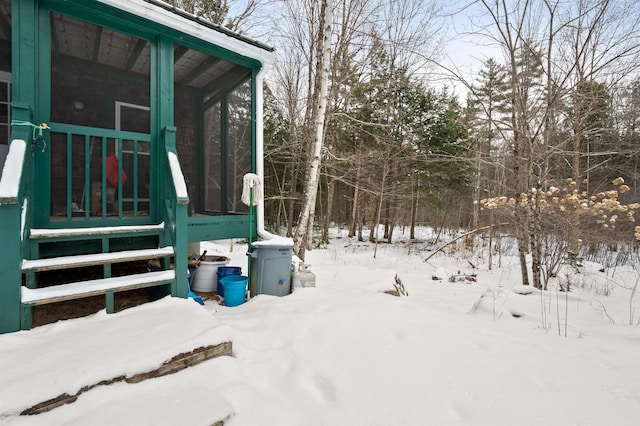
[98,0,276,68]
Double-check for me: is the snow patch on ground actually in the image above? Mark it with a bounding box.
[1,229,640,425]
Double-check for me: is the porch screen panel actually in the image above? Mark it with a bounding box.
[227,80,252,213]
[174,43,253,216]
[48,133,69,217]
[204,102,222,213]
[49,12,150,219]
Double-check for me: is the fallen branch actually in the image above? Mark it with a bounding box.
[448,272,477,283]
[424,223,509,263]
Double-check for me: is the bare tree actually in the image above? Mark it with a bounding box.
[293,0,333,260]
[473,0,640,287]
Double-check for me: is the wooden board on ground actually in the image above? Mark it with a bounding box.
[22,342,232,415]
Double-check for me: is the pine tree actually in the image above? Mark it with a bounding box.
[164,0,230,25]
[467,58,510,229]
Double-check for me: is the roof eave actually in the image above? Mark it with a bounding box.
[96,0,276,67]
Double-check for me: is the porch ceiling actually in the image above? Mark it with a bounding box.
[0,1,246,91]
[51,12,239,90]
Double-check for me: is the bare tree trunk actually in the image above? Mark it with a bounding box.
[410,167,418,240]
[472,141,481,231]
[488,210,494,270]
[293,0,333,261]
[529,204,543,289]
[383,200,390,240]
[480,0,533,285]
[322,177,335,244]
[373,157,389,258]
[348,164,360,237]
[386,215,395,243]
[286,158,299,237]
[369,211,376,243]
[270,161,289,231]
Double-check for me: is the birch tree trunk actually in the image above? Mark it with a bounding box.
[348,163,360,238]
[293,0,333,261]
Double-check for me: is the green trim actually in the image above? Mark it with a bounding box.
[251,68,258,173]
[156,37,173,219]
[187,215,253,242]
[34,6,51,226]
[251,68,258,241]
[50,123,151,142]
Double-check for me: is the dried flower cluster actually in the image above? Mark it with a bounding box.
[475,177,640,239]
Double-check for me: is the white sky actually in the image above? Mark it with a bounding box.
[437,0,505,100]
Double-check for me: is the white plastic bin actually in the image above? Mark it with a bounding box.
[191,256,229,292]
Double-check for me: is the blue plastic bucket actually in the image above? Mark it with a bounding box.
[221,275,248,307]
[217,266,242,296]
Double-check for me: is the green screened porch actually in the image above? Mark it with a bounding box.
[0,0,275,333]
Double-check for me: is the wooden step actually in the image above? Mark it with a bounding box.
[22,247,174,272]
[21,270,175,306]
[30,223,165,239]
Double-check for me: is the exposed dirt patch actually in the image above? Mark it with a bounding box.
[32,261,170,327]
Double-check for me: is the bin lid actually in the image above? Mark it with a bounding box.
[251,237,294,249]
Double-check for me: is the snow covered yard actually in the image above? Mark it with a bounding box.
[1,229,640,425]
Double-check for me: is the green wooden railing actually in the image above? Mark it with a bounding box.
[0,134,34,333]
[48,123,152,223]
[0,119,192,332]
[163,127,189,298]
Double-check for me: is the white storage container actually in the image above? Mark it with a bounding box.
[191,256,229,292]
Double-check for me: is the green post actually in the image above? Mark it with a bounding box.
[0,110,35,333]
[247,186,253,293]
[174,200,189,298]
[164,127,189,299]
[106,291,115,314]
[0,200,23,333]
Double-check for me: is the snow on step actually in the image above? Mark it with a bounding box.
[30,223,165,239]
[22,247,174,272]
[21,270,175,304]
[0,297,231,417]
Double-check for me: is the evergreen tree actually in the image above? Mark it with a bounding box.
[467,58,510,228]
[164,0,229,25]
[568,79,614,190]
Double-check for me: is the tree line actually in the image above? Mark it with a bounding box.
[167,0,640,280]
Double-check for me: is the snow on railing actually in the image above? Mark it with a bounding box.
[167,151,189,202]
[21,199,28,242]
[0,139,26,204]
